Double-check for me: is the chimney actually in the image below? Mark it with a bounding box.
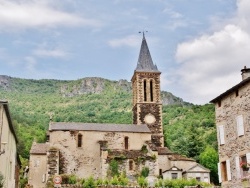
[241,66,250,80]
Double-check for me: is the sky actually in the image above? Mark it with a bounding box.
[0,0,249,104]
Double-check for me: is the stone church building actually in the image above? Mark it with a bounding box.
[28,34,210,187]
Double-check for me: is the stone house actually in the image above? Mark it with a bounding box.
[0,100,21,188]
[28,33,210,187]
[210,66,250,188]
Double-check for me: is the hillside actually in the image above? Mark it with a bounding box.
[0,75,218,182]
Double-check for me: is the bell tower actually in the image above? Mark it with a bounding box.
[131,33,163,147]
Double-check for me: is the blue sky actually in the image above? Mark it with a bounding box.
[1,0,249,104]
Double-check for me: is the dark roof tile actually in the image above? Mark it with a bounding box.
[30,143,49,154]
[49,122,151,133]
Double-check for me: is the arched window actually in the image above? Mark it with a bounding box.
[124,137,128,150]
[78,134,82,147]
[150,80,153,102]
[129,160,133,170]
[143,80,147,101]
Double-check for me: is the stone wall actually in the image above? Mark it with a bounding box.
[215,82,250,187]
[49,130,152,179]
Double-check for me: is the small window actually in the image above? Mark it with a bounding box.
[236,90,239,97]
[78,134,82,147]
[236,154,250,178]
[196,177,201,182]
[159,169,162,176]
[171,173,178,179]
[129,160,133,170]
[124,137,128,150]
[220,160,231,181]
[150,80,153,102]
[221,161,228,181]
[143,80,147,101]
[218,100,221,107]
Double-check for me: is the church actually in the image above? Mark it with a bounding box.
[28,34,210,187]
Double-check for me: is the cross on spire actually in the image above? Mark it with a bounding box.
[139,31,148,38]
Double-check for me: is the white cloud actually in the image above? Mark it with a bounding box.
[108,35,141,48]
[33,48,68,58]
[173,0,250,104]
[162,8,183,19]
[0,0,100,31]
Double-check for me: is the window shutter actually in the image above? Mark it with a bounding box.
[236,115,244,136]
[246,153,250,164]
[218,162,222,183]
[226,159,232,181]
[218,125,225,145]
[42,174,46,183]
[235,156,241,179]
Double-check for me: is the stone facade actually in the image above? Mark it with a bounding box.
[0,101,21,188]
[211,67,250,188]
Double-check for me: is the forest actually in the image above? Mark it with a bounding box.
[0,76,218,184]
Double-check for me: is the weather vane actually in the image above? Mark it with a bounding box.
[139,30,148,37]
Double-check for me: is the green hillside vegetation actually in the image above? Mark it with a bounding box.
[0,76,218,183]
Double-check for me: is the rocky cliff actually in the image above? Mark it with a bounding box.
[0,75,187,106]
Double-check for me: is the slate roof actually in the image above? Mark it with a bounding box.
[184,163,210,173]
[30,143,49,154]
[135,33,159,72]
[157,147,174,155]
[49,122,151,133]
[168,154,195,162]
[210,76,250,103]
[163,165,182,173]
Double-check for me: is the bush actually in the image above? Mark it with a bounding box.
[96,178,103,186]
[110,176,119,185]
[160,178,211,188]
[140,166,149,177]
[83,176,96,188]
[119,173,129,186]
[103,178,110,185]
[19,177,28,188]
[109,159,119,177]
[137,176,148,188]
[68,175,77,184]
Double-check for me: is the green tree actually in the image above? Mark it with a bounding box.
[199,145,219,184]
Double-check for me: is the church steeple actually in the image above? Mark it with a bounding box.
[131,33,163,148]
[136,33,159,72]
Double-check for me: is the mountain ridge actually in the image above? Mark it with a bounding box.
[0,75,188,106]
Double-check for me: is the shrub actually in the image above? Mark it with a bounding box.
[68,175,77,184]
[109,159,119,177]
[103,178,110,185]
[119,173,129,186]
[19,177,28,188]
[140,166,149,177]
[110,176,119,185]
[96,178,103,186]
[137,176,148,188]
[83,176,96,188]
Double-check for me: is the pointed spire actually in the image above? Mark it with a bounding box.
[135,32,159,72]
